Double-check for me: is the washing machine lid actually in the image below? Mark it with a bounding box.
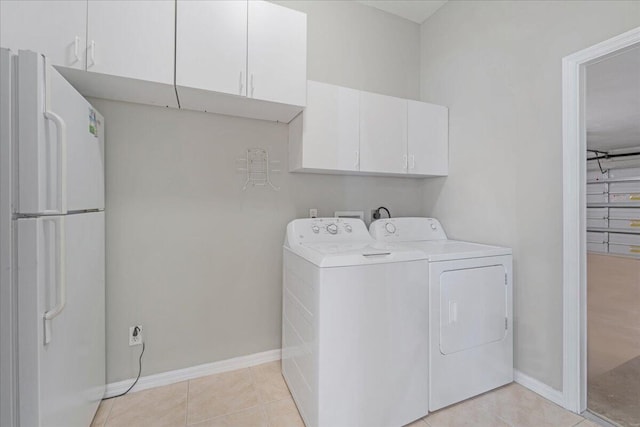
[284,218,427,267]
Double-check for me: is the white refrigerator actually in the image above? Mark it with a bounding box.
[0,49,105,427]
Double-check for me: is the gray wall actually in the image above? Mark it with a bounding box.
[419,0,640,390]
[99,1,423,383]
[274,0,421,99]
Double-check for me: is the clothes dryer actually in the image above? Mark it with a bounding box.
[370,217,513,411]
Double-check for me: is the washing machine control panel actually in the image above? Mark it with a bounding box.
[287,218,371,245]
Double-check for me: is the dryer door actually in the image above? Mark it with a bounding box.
[439,264,506,354]
[429,254,513,411]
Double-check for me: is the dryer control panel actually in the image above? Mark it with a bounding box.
[369,217,448,242]
[286,218,372,246]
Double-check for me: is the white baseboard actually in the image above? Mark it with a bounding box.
[514,370,565,408]
[105,349,281,398]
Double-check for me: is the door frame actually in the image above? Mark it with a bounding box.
[561,26,640,413]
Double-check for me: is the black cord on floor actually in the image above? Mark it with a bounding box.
[104,340,145,400]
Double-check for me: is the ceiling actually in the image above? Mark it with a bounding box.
[586,45,640,151]
[356,0,448,24]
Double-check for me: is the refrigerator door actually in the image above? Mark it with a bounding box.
[17,50,104,215]
[0,48,17,427]
[17,212,105,427]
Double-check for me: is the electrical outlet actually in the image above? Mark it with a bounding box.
[129,325,143,346]
[309,208,318,218]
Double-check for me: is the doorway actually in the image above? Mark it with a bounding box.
[585,45,640,426]
[562,26,640,425]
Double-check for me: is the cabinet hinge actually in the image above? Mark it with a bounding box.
[505,273,508,285]
[505,317,508,330]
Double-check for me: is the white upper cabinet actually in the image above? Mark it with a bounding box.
[86,0,174,85]
[0,0,86,69]
[290,81,448,178]
[289,81,360,172]
[359,91,408,175]
[2,0,305,121]
[176,0,306,122]
[176,1,248,97]
[247,0,307,107]
[408,100,449,176]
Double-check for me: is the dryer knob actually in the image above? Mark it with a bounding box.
[385,222,396,234]
[345,224,353,233]
[311,225,320,233]
[326,223,339,235]
[431,223,437,230]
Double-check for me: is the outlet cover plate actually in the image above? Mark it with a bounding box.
[129,325,143,346]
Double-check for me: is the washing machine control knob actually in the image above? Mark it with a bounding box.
[431,223,437,230]
[344,224,353,233]
[385,222,396,234]
[311,225,320,234]
[326,223,338,235]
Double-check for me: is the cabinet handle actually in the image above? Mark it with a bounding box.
[89,40,96,68]
[403,154,408,170]
[410,154,415,169]
[72,36,80,64]
[250,74,255,97]
[239,71,244,96]
[354,151,359,168]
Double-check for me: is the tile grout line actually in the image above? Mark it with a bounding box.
[186,366,271,426]
[102,395,117,427]
[188,403,266,426]
[248,364,271,426]
[184,379,190,427]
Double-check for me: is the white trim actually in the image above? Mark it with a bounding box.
[105,349,281,398]
[514,370,565,408]
[562,26,640,413]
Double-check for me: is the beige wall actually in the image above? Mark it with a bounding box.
[100,1,423,383]
[420,0,640,390]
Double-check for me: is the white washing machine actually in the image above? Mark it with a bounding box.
[282,218,429,427]
[370,217,513,411]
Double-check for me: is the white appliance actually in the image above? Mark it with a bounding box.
[370,217,513,411]
[0,49,105,427]
[282,218,429,427]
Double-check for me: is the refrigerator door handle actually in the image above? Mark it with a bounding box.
[43,111,67,215]
[42,111,68,215]
[42,57,68,215]
[43,216,66,344]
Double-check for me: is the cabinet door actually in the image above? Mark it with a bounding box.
[299,81,360,171]
[408,100,448,176]
[176,0,247,97]
[248,0,306,107]
[0,0,86,69]
[86,0,174,85]
[359,92,407,174]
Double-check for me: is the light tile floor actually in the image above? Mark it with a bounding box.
[92,361,600,427]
